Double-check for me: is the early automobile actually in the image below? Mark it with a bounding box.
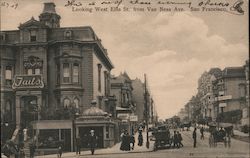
[152,125,172,151]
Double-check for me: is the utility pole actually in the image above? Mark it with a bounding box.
[144,74,149,149]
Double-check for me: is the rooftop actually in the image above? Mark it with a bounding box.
[222,67,245,78]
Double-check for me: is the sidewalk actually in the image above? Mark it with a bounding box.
[36,131,154,158]
[233,130,249,137]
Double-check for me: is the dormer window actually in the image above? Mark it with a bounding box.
[30,30,37,42]
[64,30,72,39]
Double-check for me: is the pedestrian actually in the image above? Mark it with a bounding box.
[29,141,36,158]
[177,131,183,147]
[130,134,135,150]
[193,128,197,148]
[173,131,179,148]
[120,130,126,151]
[82,134,88,148]
[138,130,143,146]
[200,127,204,140]
[88,130,97,155]
[124,131,131,151]
[120,130,130,151]
[76,136,81,156]
[57,146,62,158]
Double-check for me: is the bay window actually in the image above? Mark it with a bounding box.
[63,63,70,83]
[73,63,79,83]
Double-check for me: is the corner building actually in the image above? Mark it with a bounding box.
[0,2,115,151]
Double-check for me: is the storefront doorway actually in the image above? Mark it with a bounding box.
[20,96,38,128]
[78,127,103,148]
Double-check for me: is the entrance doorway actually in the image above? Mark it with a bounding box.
[20,96,38,128]
[78,126,103,148]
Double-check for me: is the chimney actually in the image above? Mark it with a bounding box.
[42,2,56,14]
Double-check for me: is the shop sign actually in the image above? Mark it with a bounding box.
[117,113,129,121]
[129,115,138,122]
[12,75,44,89]
[242,108,249,118]
[217,95,232,101]
[219,103,227,108]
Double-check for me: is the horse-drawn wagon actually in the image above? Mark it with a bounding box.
[208,123,233,148]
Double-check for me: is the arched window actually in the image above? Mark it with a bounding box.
[63,98,70,107]
[73,98,79,109]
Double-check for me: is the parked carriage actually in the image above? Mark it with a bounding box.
[151,125,173,151]
[208,123,233,148]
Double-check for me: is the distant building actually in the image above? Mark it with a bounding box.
[110,72,135,134]
[197,68,222,122]
[213,67,246,124]
[177,108,188,121]
[131,78,144,122]
[242,60,249,126]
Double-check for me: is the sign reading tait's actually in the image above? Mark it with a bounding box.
[12,75,44,89]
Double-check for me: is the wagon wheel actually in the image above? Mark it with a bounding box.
[153,141,158,151]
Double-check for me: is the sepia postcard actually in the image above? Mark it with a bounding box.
[0,0,249,157]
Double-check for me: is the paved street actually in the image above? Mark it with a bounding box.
[36,129,249,158]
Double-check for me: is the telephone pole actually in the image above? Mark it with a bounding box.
[144,74,150,149]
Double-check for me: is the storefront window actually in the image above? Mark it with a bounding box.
[73,63,79,83]
[106,126,109,138]
[5,66,12,85]
[63,63,70,83]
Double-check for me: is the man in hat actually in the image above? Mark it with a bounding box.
[75,135,81,156]
[88,130,98,155]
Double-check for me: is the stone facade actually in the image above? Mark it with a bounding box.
[0,2,115,150]
[197,68,222,122]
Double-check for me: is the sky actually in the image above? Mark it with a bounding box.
[1,0,249,119]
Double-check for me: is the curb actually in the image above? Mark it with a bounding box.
[80,149,154,156]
